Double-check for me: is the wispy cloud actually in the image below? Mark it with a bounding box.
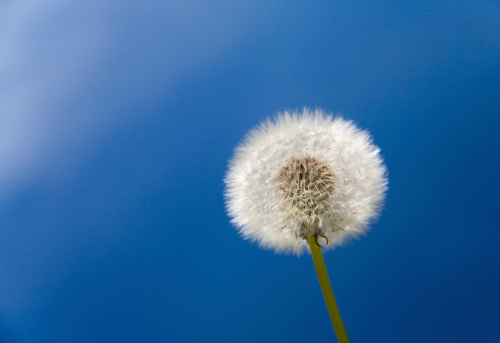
[0,1,110,200]
[0,1,267,204]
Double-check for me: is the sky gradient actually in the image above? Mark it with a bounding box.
[1,1,499,342]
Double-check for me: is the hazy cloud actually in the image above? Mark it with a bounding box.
[0,1,269,204]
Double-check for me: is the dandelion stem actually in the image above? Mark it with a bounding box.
[307,235,350,343]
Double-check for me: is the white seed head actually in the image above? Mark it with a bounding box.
[224,109,388,255]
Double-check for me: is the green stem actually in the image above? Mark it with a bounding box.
[307,235,350,343]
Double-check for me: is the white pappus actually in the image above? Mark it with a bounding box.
[224,108,388,255]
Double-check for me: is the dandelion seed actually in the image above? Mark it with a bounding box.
[224,108,388,256]
[224,108,387,343]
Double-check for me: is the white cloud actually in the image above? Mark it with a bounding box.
[0,1,111,200]
[0,1,271,204]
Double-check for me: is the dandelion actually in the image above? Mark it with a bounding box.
[224,108,388,342]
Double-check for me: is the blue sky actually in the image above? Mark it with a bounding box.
[1,1,499,342]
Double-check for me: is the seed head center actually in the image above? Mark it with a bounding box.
[278,157,335,223]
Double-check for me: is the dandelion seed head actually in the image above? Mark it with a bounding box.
[224,108,388,255]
